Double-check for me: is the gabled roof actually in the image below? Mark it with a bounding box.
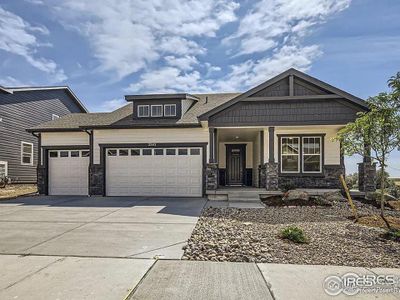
[199,68,368,120]
[1,85,88,113]
[28,93,240,131]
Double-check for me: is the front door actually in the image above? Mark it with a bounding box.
[226,144,246,186]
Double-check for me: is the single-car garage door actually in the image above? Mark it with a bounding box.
[48,150,90,195]
[106,147,203,197]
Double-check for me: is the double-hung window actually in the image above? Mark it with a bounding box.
[21,142,33,165]
[151,105,163,117]
[302,137,322,173]
[281,137,300,173]
[137,105,149,117]
[164,104,176,117]
[280,136,322,174]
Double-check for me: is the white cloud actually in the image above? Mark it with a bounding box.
[159,37,206,56]
[126,67,214,94]
[0,6,67,82]
[226,0,351,56]
[165,56,198,71]
[100,98,127,112]
[49,0,239,79]
[127,44,321,94]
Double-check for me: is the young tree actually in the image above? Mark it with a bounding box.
[336,92,400,228]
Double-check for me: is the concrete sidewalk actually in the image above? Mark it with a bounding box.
[129,261,400,300]
[1,255,399,300]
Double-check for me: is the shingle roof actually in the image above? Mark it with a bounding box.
[28,92,240,131]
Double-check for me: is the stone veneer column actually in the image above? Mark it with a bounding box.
[89,164,104,195]
[358,162,377,192]
[37,166,47,194]
[265,162,279,191]
[206,163,218,190]
[258,164,267,188]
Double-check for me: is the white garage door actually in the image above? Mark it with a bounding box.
[48,150,89,195]
[106,147,203,197]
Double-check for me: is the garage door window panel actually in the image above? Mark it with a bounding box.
[131,149,140,156]
[108,149,117,156]
[119,149,129,156]
[60,151,69,158]
[142,149,152,155]
[49,151,58,158]
[71,151,80,157]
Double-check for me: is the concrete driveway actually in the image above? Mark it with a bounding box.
[0,195,206,259]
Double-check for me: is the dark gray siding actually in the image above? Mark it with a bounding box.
[0,89,84,183]
[249,77,332,97]
[209,99,361,127]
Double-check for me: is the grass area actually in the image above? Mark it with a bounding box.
[0,184,37,199]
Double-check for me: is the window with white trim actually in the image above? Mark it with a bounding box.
[164,104,176,117]
[52,114,60,120]
[281,137,300,173]
[21,142,33,165]
[302,137,322,173]
[151,105,163,117]
[137,105,149,117]
[0,161,8,177]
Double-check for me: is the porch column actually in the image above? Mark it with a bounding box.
[209,128,217,163]
[206,127,218,190]
[268,126,275,163]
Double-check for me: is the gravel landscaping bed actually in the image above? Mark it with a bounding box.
[183,200,400,268]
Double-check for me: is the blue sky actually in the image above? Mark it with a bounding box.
[1,0,399,175]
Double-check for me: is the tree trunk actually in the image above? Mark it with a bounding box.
[380,164,391,229]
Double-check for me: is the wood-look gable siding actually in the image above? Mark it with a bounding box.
[0,90,83,182]
[208,99,360,127]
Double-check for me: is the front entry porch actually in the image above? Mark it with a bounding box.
[212,128,265,188]
[205,126,377,197]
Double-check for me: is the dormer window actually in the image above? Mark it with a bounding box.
[151,105,163,117]
[137,105,149,117]
[164,104,176,117]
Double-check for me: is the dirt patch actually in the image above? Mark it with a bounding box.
[388,201,400,211]
[0,184,37,200]
[357,215,400,230]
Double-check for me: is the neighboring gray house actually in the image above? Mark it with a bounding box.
[0,86,87,183]
[28,69,375,197]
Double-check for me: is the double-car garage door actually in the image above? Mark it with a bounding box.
[48,147,203,197]
[106,147,203,197]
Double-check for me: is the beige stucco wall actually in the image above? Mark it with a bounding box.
[272,126,342,165]
[218,142,253,169]
[41,132,89,146]
[93,128,209,164]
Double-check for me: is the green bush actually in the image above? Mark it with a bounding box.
[280,226,308,244]
[386,229,400,242]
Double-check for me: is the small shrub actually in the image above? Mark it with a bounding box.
[386,229,400,242]
[280,226,308,244]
